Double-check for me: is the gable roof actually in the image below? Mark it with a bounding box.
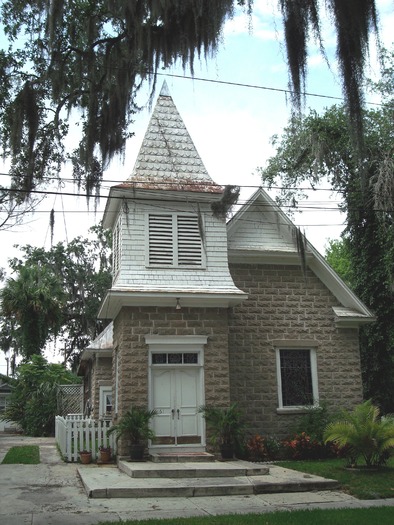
[102,81,222,229]
[227,188,375,326]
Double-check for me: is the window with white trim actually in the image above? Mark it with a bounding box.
[148,213,203,267]
[99,386,113,419]
[276,348,318,409]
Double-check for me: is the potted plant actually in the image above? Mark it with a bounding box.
[199,403,247,459]
[109,406,158,460]
[98,445,112,463]
[79,450,92,464]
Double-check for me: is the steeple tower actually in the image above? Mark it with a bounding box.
[99,82,246,319]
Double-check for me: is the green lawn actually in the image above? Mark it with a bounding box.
[97,507,394,525]
[1,445,40,464]
[278,457,394,499]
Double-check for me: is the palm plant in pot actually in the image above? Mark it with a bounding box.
[109,406,158,461]
[199,403,247,459]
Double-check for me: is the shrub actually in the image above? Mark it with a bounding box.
[324,400,394,467]
[247,435,268,462]
[246,434,284,461]
[4,355,78,436]
[294,401,333,443]
[282,432,323,460]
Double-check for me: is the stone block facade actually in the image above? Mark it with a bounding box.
[101,263,364,452]
[228,263,363,438]
[113,305,231,454]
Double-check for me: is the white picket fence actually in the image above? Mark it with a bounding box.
[55,415,117,462]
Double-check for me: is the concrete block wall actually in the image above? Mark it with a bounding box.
[228,263,363,439]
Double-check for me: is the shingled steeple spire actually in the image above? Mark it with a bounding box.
[127,81,222,194]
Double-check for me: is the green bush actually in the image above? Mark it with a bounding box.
[293,402,333,443]
[324,400,394,467]
[4,355,79,436]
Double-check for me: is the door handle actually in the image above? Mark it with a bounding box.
[171,409,175,419]
[177,409,180,419]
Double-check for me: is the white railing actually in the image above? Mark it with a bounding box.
[55,416,117,462]
[65,413,85,421]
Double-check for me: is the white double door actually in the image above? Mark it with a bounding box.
[151,367,202,446]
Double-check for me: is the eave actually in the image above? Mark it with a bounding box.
[333,306,376,327]
[98,289,247,320]
[228,248,313,265]
[102,184,224,230]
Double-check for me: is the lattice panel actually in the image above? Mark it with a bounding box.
[57,384,83,416]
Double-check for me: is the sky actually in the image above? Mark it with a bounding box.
[0,0,393,373]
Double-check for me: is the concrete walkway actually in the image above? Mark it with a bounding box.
[0,434,393,525]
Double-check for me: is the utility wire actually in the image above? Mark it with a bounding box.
[0,171,367,196]
[157,71,385,107]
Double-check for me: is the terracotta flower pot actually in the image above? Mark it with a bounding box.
[79,451,92,464]
[99,447,111,462]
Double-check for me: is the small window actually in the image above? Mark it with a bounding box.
[99,386,113,419]
[148,213,203,267]
[276,348,318,409]
[152,352,199,365]
[105,393,112,415]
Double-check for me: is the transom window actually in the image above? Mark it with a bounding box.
[276,348,318,409]
[152,352,199,365]
[148,213,203,267]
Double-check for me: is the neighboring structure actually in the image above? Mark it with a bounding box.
[0,379,18,432]
[80,82,375,454]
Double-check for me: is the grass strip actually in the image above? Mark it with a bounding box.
[97,506,394,525]
[278,457,394,499]
[1,445,40,464]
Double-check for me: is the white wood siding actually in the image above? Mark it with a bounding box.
[113,200,238,293]
[228,207,296,252]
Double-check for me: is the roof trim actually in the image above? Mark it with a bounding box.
[228,188,375,322]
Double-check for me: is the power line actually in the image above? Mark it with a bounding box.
[0,171,364,196]
[6,184,391,214]
[157,72,384,107]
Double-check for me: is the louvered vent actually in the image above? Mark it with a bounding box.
[148,213,202,267]
[177,215,202,266]
[149,214,173,265]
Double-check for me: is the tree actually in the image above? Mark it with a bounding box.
[0,0,381,206]
[0,264,65,359]
[325,238,354,289]
[0,224,112,368]
[0,188,42,231]
[4,354,78,436]
[259,49,394,412]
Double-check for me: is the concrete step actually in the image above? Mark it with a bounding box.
[150,452,215,463]
[78,464,340,499]
[118,459,269,478]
